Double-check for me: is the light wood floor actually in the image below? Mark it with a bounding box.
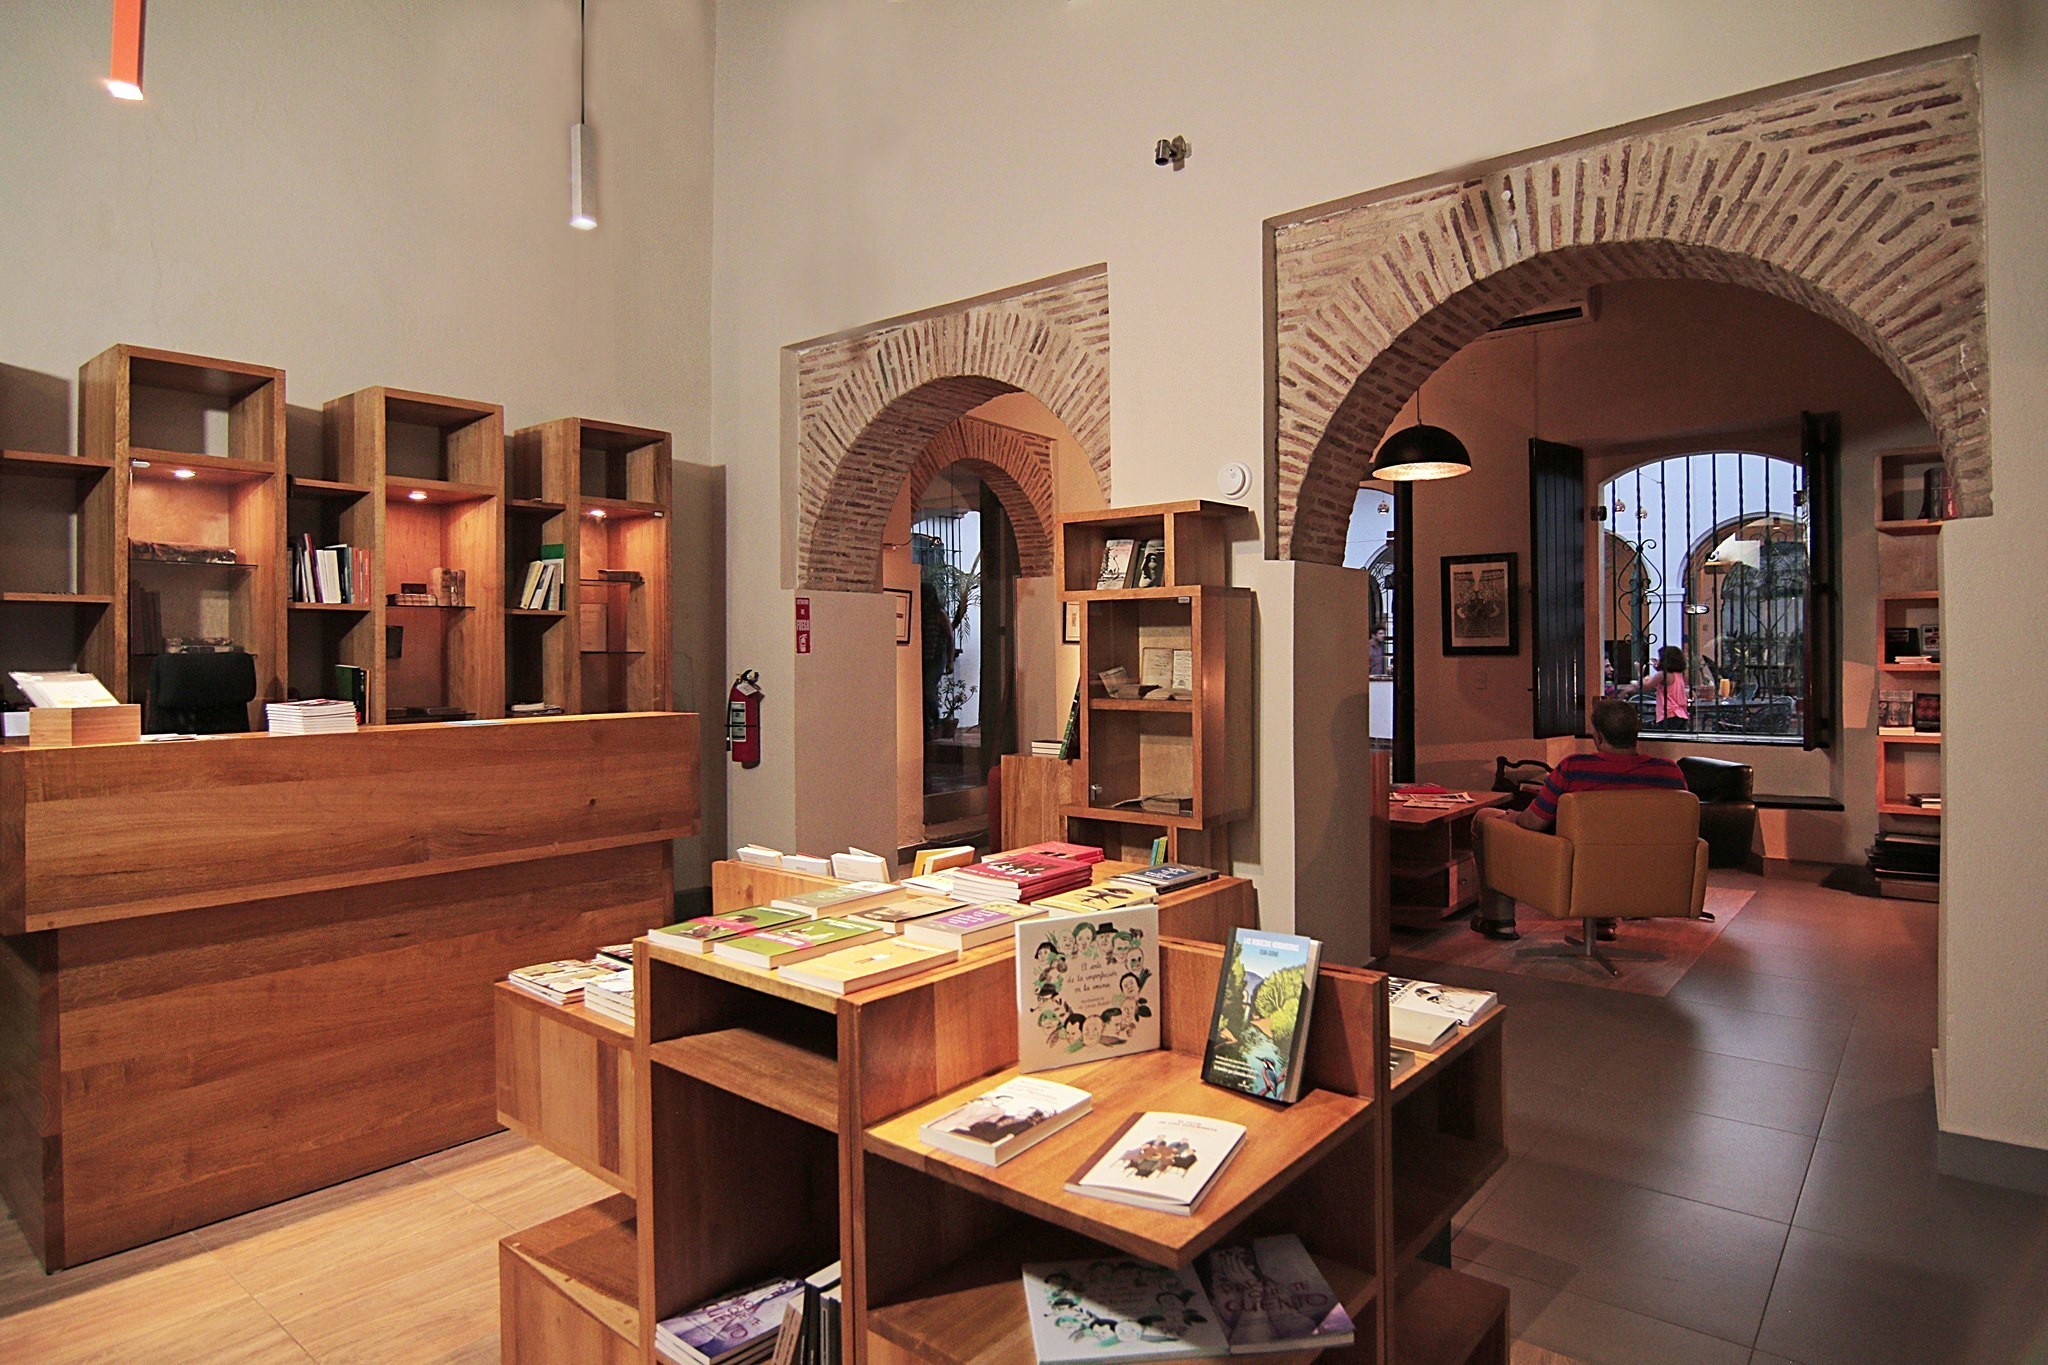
[0,1130,614,1364]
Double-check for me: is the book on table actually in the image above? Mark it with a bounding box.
[1022,1256,1230,1362]
[768,880,902,916]
[777,938,958,995]
[735,844,783,866]
[1017,906,1160,1072]
[1110,862,1217,894]
[952,853,1093,903]
[779,852,832,876]
[916,1074,1092,1166]
[908,844,976,877]
[901,902,1049,950]
[1200,928,1321,1103]
[1064,1111,1247,1216]
[582,968,635,1024]
[652,906,810,954]
[1034,882,1156,916]
[842,890,964,931]
[507,957,627,1006]
[264,699,360,734]
[1197,1233,1355,1353]
[830,848,891,882]
[712,917,886,969]
[1008,840,1107,866]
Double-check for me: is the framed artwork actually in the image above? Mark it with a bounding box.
[1440,553,1519,655]
[1062,600,1082,645]
[887,588,914,646]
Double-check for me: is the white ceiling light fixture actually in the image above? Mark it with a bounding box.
[569,0,597,230]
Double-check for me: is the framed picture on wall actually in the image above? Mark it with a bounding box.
[1440,553,1519,655]
[1063,600,1082,645]
[888,588,914,646]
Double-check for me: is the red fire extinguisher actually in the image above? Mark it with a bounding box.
[726,670,763,768]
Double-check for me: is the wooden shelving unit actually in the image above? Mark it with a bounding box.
[0,449,119,696]
[506,418,673,715]
[491,854,1508,1364]
[323,386,505,723]
[1870,448,1943,898]
[1056,501,1251,866]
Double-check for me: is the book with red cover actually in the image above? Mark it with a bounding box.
[953,853,1092,902]
[1006,840,1106,866]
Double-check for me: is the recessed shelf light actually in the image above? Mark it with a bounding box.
[131,458,152,469]
[587,508,607,519]
[172,468,196,480]
[407,489,428,502]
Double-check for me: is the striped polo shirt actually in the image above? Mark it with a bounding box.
[1527,751,1688,829]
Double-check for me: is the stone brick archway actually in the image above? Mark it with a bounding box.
[789,266,1110,591]
[1268,47,1987,565]
[907,418,1059,577]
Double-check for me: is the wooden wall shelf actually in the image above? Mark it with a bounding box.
[1872,448,1943,868]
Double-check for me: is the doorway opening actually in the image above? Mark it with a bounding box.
[914,465,1020,823]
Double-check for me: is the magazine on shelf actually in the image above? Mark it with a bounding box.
[653,1276,807,1365]
[1016,906,1160,1072]
[1022,1257,1230,1362]
[1064,1111,1246,1216]
[1200,929,1321,1103]
[1197,1234,1355,1353]
[506,957,625,1006]
[916,1075,1092,1166]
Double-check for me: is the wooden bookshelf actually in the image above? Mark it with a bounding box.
[1870,448,1943,897]
[506,418,673,715]
[0,448,119,698]
[1058,501,1251,867]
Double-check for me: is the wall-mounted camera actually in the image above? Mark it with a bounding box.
[1154,135,1190,170]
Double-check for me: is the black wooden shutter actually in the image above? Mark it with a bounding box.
[1800,412,1841,751]
[1528,438,1586,738]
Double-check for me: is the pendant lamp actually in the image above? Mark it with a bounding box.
[106,0,146,101]
[1371,378,1471,482]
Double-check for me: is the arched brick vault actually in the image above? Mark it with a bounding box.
[907,418,1059,578]
[790,268,1110,591]
[1269,49,1987,565]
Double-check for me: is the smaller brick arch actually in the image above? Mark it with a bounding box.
[906,418,1059,577]
[791,267,1111,591]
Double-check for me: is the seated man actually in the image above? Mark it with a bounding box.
[1470,697,1687,941]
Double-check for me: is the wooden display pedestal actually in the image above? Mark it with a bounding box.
[27,704,142,747]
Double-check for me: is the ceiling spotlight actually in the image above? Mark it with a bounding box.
[171,467,196,480]
[1153,135,1190,170]
[407,489,428,502]
[106,0,146,101]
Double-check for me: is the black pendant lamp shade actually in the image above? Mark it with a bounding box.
[1370,422,1472,481]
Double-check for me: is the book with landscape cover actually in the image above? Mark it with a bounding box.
[778,938,958,995]
[1200,928,1321,1103]
[902,902,1049,950]
[1197,1234,1355,1353]
[1065,1111,1247,1216]
[652,906,809,954]
[916,1074,1093,1166]
[1022,1257,1230,1362]
[713,917,886,969]
[768,880,901,916]
[1017,905,1160,1072]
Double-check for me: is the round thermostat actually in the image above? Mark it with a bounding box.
[1216,461,1252,500]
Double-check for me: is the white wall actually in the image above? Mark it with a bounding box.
[0,1,725,884]
[712,2,2048,1156]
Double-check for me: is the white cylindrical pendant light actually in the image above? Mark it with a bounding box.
[569,122,597,230]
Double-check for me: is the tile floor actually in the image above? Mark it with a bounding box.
[0,873,2040,1363]
[1399,871,2048,1365]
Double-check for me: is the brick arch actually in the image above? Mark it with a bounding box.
[1270,49,1987,565]
[791,267,1110,591]
[906,418,1059,577]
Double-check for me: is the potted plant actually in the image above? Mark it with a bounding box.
[934,675,975,739]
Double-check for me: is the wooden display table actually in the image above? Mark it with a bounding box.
[1389,792,1511,927]
[0,711,698,1269]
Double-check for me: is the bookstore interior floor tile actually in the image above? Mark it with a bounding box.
[0,875,2042,1364]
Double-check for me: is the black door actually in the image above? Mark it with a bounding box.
[1529,438,1586,738]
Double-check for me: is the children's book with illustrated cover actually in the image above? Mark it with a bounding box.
[1196,1234,1355,1352]
[1022,1257,1229,1362]
[1063,1111,1246,1215]
[1016,906,1160,1072]
[916,1074,1093,1165]
[1200,929,1321,1103]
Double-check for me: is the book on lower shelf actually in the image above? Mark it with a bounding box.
[1877,689,1914,734]
[651,906,810,953]
[582,967,635,1024]
[1023,1255,1231,1362]
[915,1074,1093,1166]
[1385,977,1499,1051]
[1198,1234,1356,1353]
[1200,929,1321,1104]
[1064,1111,1247,1217]
[654,1276,808,1365]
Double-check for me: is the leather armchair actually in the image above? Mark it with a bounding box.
[1480,790,1709,976]
[1678,755,1757,869]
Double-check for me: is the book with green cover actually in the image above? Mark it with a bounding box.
[769,880,901,916]
[712,916,886,968]
[651,906,808,955]
[1200,928,1321,1104]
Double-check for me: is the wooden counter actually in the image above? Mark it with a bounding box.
[0,711,699,1269]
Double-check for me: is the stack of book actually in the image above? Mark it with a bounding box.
[507,957,627,1006]
[654,1277,807,1365]
[1385,977,1500,1051]
[516,547,567,610]
[582,967,634,1024]
[1868,830,1939,901]
[952,852,1093,903]
[712,917,886,969]
[264,699,360,734]
[292,536,368,605]
[1009,840,1105,866]
[1029,739,1065,757]
[903,901,1050,950]
[1110,862,1217,895]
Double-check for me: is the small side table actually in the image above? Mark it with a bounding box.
[1389,791,1512,926]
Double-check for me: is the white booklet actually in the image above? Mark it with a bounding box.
[1065,1111,1245,1215]
[1385,977,1499,1027]
[1023,1257,1229,1362]
[917,1075,1092,1166]
[8,670,120,709]
[1016,906,1160,1074]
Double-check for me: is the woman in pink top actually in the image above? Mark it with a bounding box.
[1619,646,1691,730]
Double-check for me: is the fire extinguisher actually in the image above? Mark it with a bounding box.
[727,669,763,768]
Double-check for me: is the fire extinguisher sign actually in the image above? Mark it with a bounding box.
[795,596,811,655]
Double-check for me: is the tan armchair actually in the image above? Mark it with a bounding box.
[1479,790,1709,976]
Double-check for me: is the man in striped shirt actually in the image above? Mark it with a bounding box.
[1470,698,1688,941]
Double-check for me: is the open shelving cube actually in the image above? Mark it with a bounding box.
[0,450,120,695]
[1873,448,1942,845]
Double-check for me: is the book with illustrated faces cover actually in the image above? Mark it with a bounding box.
[1200,929,1321,1103]
[1063,1111,1247,1215]
[1022,1257,1229,1362]
[1016,907,1159,1073]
